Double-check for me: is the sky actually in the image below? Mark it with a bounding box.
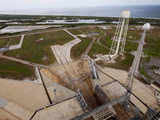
[0,0,160,11]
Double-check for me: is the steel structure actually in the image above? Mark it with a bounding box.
[127,23,151,91]
[109,11,130,57]
[95,11,130,62]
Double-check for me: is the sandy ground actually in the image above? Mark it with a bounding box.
[48,60,90,88]
[47,60,99,109]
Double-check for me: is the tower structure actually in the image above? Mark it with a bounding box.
[95,11,130,62]
[109,11,130,57]
[127,23,151,91]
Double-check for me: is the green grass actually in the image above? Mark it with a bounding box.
[125,41,138,52]
[89,43,108,57]
[68,29,83,35]
[0,58,34,80]
[127,30,142,41]
[69,26,102,35]
[106,54,134,71]
[95,28,139,71]
[0,38,9,47]
[4,30,74,65]
[71,37,92,58]
[0,36,21,48]
[8,36,21,45]
[144,29,160,57]
[71,27,112,58]
[70,27,103,58]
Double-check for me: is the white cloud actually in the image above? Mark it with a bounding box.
[0,0,159,11]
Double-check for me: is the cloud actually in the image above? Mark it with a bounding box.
[0,0,159,11]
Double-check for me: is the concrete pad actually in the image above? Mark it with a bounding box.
[0,109,19,120]
[99,67,159,113]
[0,98,8,108]
[40,70,76,103]
[0,26,54,34]
[102,82,127,100]
[33,97,84,120]
[0,78,50,112]
[4,101,32,120]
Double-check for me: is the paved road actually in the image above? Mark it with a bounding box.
[0,26,91,39]
[9,35,24,50]
[51,29,81,65]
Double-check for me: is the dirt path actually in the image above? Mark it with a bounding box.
[83,37,97,56]
[0,54,48,68]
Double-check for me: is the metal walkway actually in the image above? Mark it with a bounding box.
[92,107,116,120]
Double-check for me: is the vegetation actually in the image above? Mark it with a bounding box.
[0,36,20,47]
[127,30,142,41]
[0,38,9,47]
[1,14,160,26]
[0,58,34,80]
[144,28,160,57]
[1,24,160,80]
[68,29,83,35]
[71,37,92,58]
[125,41,138,52]
[89,42,108,57]
[8,36,21,45]
[4,30,74,65]
[69,26,139,70]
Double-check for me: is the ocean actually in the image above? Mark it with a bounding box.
[1,5,160,18]
[46,5,160,18]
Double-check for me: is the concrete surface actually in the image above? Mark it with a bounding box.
[40,69,77,103]
[0,26,54,34]
[0,78,49,112]
[51,29,81,65]
[0,98,8,108]
[98,67,159,113]
[33,97,84,120]
[9,35,24,50]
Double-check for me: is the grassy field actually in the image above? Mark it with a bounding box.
[100,54,134,71]
[127,30,142,41]
[0,38,9,47]
[68,29,83,35]
[8,36,21,45]
[71,37,92,58]
[144,28,160,57]
[94,27,140,70]
[4,30,74,65]
[102,27,160,78]
[0,58,34,80]
[0,36,20,47]
[89,42,108,57]
[70,26,139,62]
[69,26,102,34]
[1,25,160,80]
[70,26,104,58]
